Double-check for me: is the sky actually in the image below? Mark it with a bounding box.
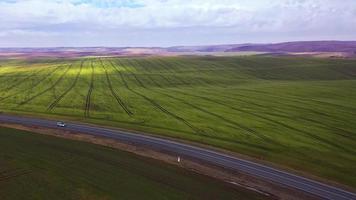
[0,0,355,47]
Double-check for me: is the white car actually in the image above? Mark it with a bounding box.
[56,122,66,127]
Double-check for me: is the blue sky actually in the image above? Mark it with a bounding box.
[0,0,355,47]
[70,0,143,8]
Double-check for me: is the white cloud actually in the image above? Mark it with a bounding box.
[0,0,355,46]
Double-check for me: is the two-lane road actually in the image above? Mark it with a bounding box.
[0,114,355,200]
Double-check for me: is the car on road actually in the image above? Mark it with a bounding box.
[56,122,66,127]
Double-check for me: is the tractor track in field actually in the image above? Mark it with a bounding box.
[18,65,71,106]
[0,73,36,92]
[290,94,356,113]
[155,73,175,87]
[84,60,94,118]
[206,62,234,73]
[0,67,49,93]
[108,60,129,88]
[100,59,133,116]
[171,58,215,74]
[142,59,177,87]
[132,58,153,73]
[155,58,181,73]
[0,66,62,102]
[138,59,175,87]
[170,90,355,153]
[137,58,194,88]
[3,63,63,91]
[234,88,353,120]
[126,60,265,140]
[146,59,179,86]
[47,61,83,111]
[191,61,229,85]
[116,59,147,88]
[217,90,333,117]
[202,87,338,119]
[154,59,191,86]
[200,88,356,139]
[239,88,356,113]
[123,61,268,141]
[109,59,202,134]
[206,90,356,141]
[126,59,157,87]
[131,89,202,133]
[130,59,164,88]
[121,58,252,140]
[226,93,356,141]
[170,60,216,86]
[0,169,32,182]
[153,89,280,145]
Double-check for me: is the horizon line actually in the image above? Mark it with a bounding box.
[0,40,355,49]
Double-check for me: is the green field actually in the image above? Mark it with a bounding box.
[0,56,356,187]
[0,126,265,200]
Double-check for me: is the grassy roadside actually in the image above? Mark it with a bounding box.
[0,126,267,200]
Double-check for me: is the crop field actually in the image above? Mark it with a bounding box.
[0,126,266,199]
[0,56,356,187]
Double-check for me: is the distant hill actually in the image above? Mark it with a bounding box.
[224,41,356,53]
[166,44,246,52]
[1,41,356,58]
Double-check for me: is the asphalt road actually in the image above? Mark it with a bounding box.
[0,114,355,200]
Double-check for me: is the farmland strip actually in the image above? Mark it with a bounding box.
[47,61,83,111]
[100,59,132,116]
